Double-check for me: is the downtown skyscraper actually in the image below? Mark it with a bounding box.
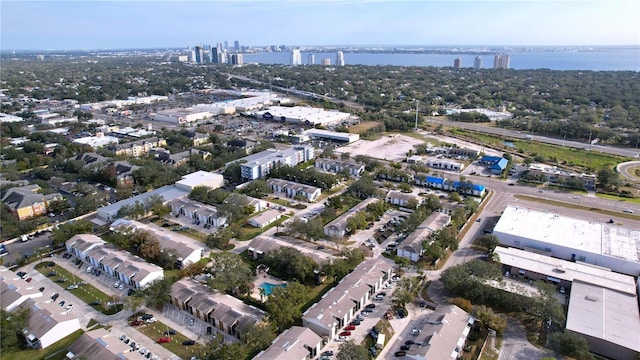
[474,56,483,69]
[336,51,345,66]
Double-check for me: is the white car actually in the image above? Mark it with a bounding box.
[336,336,347,342]
[411,328,421,335]
[114,281,120,288]
[146,317,157,323]
[623,209,634,214]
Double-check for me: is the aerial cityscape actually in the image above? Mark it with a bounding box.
[1,1,639,360]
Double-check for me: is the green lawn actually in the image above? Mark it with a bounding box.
[235,215,291,241]
[35,263,123,315]
[3,329,84,360]
[134,319,205,360]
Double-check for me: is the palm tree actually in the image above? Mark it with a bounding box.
[258,287,266,302]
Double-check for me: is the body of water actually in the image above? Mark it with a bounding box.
[243,49,640,71]
[260,282,287,296]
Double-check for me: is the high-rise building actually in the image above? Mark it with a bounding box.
[453,57,462,69]
[194,46,203,63]
[224,41,229,50]
[336,51,345,66]
[212,47,224,64]
[234,40,240,51]
[474,56,483,69]
[230,54,243,65]
[308,53,315,65]
[322,58,331,66]
[493,54,510,69]
[291,49,302,66]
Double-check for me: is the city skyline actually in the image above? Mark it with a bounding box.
[1,1,639,50]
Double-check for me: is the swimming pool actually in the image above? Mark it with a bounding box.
[260,282,287,296]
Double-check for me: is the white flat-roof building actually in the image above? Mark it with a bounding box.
[175,171,224,192]
[228,146,315,181]
[151,108,212,124]
[0,113,24,122]
[247,209,283,228]
[493,205,640,276]
[256,106,351,126]
[72,134,120,149]
[304,129,360,143]
[494,246,640,360]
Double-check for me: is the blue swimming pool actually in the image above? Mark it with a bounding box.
[260,282,287,296]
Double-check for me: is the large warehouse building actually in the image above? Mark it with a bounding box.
[255,106,351,126]
[493,205,640,277]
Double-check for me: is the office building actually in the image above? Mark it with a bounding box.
[493,54,510,69]
[230,53,243,65]
[474,56,483,69]
[224,41,229,50]
[234,40,240,51]
[336,51,345,66]
[194,46,203,63]
[453,57,462,69]
[291,49,302,65]
[308,53,315,65]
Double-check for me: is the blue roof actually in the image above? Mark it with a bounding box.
[481,155,502,163]
[451,181,486,193]
[426,176,445,184]
[491,158,509,170]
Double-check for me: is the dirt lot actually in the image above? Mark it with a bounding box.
[348,121,382,134]
[335,134,424,161]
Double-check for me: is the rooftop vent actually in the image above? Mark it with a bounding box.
[585,295,599,302]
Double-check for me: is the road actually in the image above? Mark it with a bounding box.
[428,118,640,158]
[498,317,554,360]
[616,160,640,183]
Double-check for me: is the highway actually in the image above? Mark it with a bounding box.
[428,118,639,159]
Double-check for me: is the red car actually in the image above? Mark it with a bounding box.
[339,331,352,336]
[344,325,356,330]
[25,277,32,283]
[131,320,143,326]
[158,337,171,343]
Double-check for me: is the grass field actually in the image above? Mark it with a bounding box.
[35,262,123,315]
[134,319,205,360]
[3,329,84,360]
[348,121,382,134]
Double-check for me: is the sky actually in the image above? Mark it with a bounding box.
[1,0,639,50]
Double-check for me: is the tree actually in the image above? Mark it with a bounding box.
[478,234,500,252]
[474,305,507,333]
[206,226,237,250]
[140,237,161,261]
[124,293,146,314]
[241,179,271,198]
[142,278,173,308]
[549,331,595,360]
[597,167,620,191]
[145,194,168,217]
[202,334,247,360]
[265,281,309,331]
[263,247,318,284]
[51,219,93,247]
[533,281,566,326]
[337,340,368,360]
[449,297,473,312]
[219,193,250,222]
[207,252,254,295]
[241,323,276,355]
[1,307,30,351]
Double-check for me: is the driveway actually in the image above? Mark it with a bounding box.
[498,317,556,360]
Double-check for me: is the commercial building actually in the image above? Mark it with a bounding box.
[170,278,266,339]
[407,305,474,359]
[479,155,509,174]
[170,198,227,229]
[254,326,322,360]
[426,159,464,171]
[494,246,640,360]
[1,184,62,220]
[72,134,120,149]
[267,178,321,202]
[109,219,206,268]
[256,106,351,127]
[324,198,378,238]
[175,171,224,192]
[415,176,486,197]
[96,185,189,223]
[66,235,164,289]
[302,259,393,339]
[305,129,360,143]
[247,209,283,228]
[493,205,640,276]
[397,212,451,262]
[525,163,596,190]
[315,158,365,177]
[227,146,314,181]
[151,108,213,124]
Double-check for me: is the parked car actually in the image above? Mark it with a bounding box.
[66,304,73,311]
[164,329,176,335]
[38,287,45,292]
[404,340,415,345]
[339,331,351,336]
[114,281,120,288]
[25,277,32,283]
[350,320,361,326]
[623,209,634,213]
[365,304,376,309]
[188,318,195,326]
[400,345,411,350]
[395,351,407,357]
[51,293,59,301]
[131,320,143,326]
[16,271,27,278]
[66,284,78,290]
[58,300,65,307]
[336,336,347,342]
[410,328,421,335]
[344,325,356,331]
[145,317,157,323]
[322,350,334,356]
[141,314,153,320]
[86,266,93,273]
[182,340,196,346]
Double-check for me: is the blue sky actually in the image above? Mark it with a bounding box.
[2,1,639,50]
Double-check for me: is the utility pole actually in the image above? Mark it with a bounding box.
[415,100,419,131]
[587,132,592,151]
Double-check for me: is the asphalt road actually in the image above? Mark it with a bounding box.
[3,231,55,266]
[428,118,640,158]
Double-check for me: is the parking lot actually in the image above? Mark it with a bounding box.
[162,303,238,343]
[61,255,132,299]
